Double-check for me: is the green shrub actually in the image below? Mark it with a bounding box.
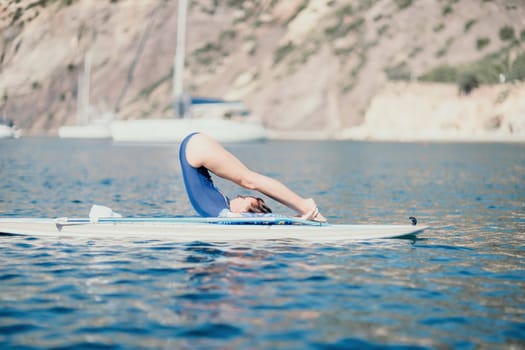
[137,73,170,99]
[26,0,48,10]
[457,71,479,94]
[395,0,412,10]
[273,41,294,65]
[419,65,458,83]
[476,37,490,50]
[377,24,388,36]
[384,63,411,81]
[463,49,511,84]
[12,8,23,23]
[325,17,364,39]
[339,4,354,16]
[219,30,236,42]
[433,23,445,32]
[193,42,222,65]
[508,52,525,81]
[356,0,375,11]
[464,19,477,32]
[435,48,447,58]
[442,5,452,16]
[285,0,308,25]
[417,37,524,89]
[435,37,454,58]
[409,46,423,58]
[499,26,515,41]
[227,0,246,8]
[520,29,525,41]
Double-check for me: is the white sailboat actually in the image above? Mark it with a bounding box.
[0,117,18,139]
[110,0,266,143]
[58,52,112,139]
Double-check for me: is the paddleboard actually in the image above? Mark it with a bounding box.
[0,217,427,242]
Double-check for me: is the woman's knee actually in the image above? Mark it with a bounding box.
[237,171,259,190]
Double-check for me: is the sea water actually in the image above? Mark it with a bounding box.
[0,138,524,349]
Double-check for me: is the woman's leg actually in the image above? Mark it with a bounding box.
[185,133,325,220]
[185,133,253,186]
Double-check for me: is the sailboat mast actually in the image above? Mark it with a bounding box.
[173,0,188,118]
[75,71,83,125]
[77,51,92,125]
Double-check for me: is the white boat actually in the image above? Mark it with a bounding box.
[0,123,17,139]
[58,113,113,139]
[111,116,266,143]
[110,0,266,143]
[58,124,111,139]
[0,216,426,242]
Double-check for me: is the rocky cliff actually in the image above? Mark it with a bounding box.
[342,81,525,141]
[1,0,524,140]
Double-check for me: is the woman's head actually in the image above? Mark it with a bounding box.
[229,195,272,214]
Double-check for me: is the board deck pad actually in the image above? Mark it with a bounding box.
[0,217,427,242]
[64,216,322,226]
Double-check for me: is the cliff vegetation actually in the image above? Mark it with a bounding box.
[1,0,524,140]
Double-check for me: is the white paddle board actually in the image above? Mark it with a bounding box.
[0,217,426,242]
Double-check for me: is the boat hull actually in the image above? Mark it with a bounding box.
[110,118,267,143]
[0,125,17,138]
[58,124,112,139]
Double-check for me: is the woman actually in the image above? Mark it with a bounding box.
[179,132,326,221]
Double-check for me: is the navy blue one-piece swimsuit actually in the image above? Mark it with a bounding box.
[179,132,229,217]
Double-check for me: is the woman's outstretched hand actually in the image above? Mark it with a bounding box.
[300,198,327,222]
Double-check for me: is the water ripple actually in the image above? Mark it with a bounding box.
[0,139,524,349]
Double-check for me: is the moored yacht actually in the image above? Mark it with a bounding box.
[111,0,266,143]
[0,117,18,139]
[111,97,266,143]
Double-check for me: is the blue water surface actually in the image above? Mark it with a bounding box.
[0,138,524,349]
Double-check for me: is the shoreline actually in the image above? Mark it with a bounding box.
[266,128,525,143]
[335,128,525,143]
[6,129,525,144]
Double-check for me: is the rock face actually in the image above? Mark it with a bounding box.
[0,0,524,140]
[341,81,525,142]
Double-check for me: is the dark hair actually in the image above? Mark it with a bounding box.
[240,196,272,214]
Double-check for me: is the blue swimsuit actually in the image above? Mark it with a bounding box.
[179,133,229,217]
